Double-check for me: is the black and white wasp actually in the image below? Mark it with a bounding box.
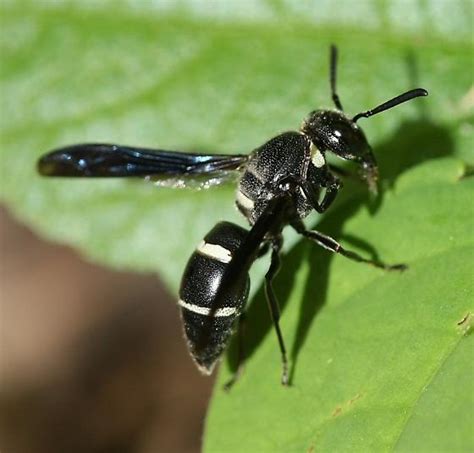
[38,46,427,387]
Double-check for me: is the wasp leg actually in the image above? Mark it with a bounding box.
[264,236,290,386]
[302,176,342,213]
[320,179,342,212]
[292,220,406,271]
[223,312,247,392]
[257,242,270,258]
[218,194,292,386]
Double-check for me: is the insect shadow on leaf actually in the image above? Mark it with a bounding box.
[226,52,454,386]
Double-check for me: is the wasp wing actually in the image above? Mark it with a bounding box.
[38,144,248,186]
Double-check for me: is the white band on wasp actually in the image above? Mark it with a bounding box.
[236,190,255,210]
[197,241,232,263]
[178,299,238,317]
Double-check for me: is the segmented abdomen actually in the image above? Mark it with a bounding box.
[178,222,250,374]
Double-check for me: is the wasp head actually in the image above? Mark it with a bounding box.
[302,109,378,194]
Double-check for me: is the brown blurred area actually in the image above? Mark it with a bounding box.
[0,206,214,453]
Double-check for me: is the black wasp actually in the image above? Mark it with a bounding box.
[38,46,428,388]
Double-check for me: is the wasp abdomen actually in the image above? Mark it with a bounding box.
[179,222,250,374]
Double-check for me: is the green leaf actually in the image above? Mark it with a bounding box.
[1,1,473,452]
[206,163,474,452]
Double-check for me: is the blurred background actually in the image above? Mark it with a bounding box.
[0,206,214,453]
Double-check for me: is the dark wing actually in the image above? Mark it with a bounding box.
[37,144,248,183]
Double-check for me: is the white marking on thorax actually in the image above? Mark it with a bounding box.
[310,143,326,168]
[178,299,238,317]
[197,241,232,263]
[236,190,255,210]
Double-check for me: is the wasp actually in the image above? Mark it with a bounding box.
[38,46,427,387]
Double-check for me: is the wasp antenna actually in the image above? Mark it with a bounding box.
[352,88,428,122]
[330,44,344,111]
